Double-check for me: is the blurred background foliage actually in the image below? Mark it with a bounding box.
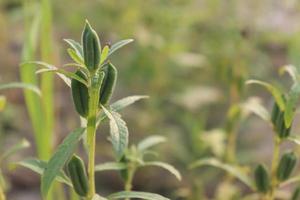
[1,0,300,199]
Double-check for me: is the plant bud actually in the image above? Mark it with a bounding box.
[277,152,297,181]
[67,155,89,197]
[254,164,269,193]
[99,62,117,105]
[71,70,89,117]
[82,21,101,71]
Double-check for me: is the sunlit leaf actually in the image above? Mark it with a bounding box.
[190,158,254,190]
[100,45,110,65]
[41,128,85,197]
[137,135,166,152]
[279,65,299,84]
[95,162,127,172]
[108,39,134,57]
[246,80,285,111]
[142,161,181,180]
[67,48,84,65]
[0,82,41,96]
[107,191,169,200]
[101,106,129,159]
[17,158,72,186]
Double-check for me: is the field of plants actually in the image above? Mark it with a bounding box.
[1,0,300,200]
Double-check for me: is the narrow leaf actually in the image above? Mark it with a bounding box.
[0,82,41,96]
[246,80,285,111]
[108,191,169,200]
[190,158,254,189]
[279,65,299,83]
[137,135,166,151]
[64,39,83,58]
[41,128,85,197]
[95,162,127,172]
[101,106,129,159]
[108,39,134,57]
[241,97,270,122]
[17,158,72,186]
[100,45,110,64]
[285,84,300,127]
[142,161,181,180]
[1,139,30,161]
[67,48,84,65]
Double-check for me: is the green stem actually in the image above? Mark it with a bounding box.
[268,137,281,200]
[86,72,102,199]
[125,164,136,200]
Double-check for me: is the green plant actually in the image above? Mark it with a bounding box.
[19,20,176,200]
[191,65,300,199]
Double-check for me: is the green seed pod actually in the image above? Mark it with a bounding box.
[82,21,101,71]
[254,164,270,193]
[271,102,280,125]
[291,186,300,200]
[277,152,297,181]
[99,62,117,105]
[67,155,89,197]
[271,101,292,139]
[71,71,89,117]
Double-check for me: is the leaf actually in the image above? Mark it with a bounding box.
[142,161,181,180]
[0,82,41,96]
[0,139,30,161]
[280,174,300,187]
[137,135,166,151]
[95,162,127,172]
[190,158,254,190]
[17,158,72,186]
[107,191,170,200]
[22,61,72,87]
[96,95,148,126]
[101,106,129,159]
[287,136,300,146]
[241,97,270,122]
[284,84,300,128]
[100,45,110,65]
[0,96,6,111]
[108,39,134,57]
[246,80,285,111]
[41,128,85,197]
[64,39,83,58]
[67,48,84,65]
[279,65,299,83]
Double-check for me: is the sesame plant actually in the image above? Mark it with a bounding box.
[18,21,175,200]
[191,65,300,199]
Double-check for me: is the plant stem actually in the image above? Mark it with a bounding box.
[125,164,136,200]
[87,72,102,199]
[0,185,5,200]
[268,137,281,200]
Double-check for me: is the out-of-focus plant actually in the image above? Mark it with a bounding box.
[191,65,300,199]
[18,21,175,200]
[94,135,181,192]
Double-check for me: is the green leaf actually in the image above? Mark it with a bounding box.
[285,84,300,128]
[95,162,127,172]
[190,158,254,190]
[100,45,110,65]
[246,80,285,111]
[0,82,41,96]
[137,135,166,152]
[17,158,72,186]
[0,139,30,161]
[101,106,128,159]
[67,48,84,65]
[64,39,83,58]
[142,161,181,180]
[287,136,300,146]
[0,96,5,111]
[108,39,134,57]
[108,191,169,200]
[41,128,85,197]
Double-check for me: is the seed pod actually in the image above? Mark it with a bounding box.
[67,155,89,197]
[271,101,292,139]
[254,164,269,193]
[82,21,101,71]
[277,152,297,181]
[71,71,89,117]
[291,186,300,200]
[99,62,117,105]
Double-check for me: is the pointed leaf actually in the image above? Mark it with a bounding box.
[108,191,169,200]
[100,45,110,65]
[279,65,299,83]
[108,39,134,57]
[41,128,85,197]
[64,39,83,58]
[241,97,270,122]
[0,82,41,96]
[67,48,84,65]
[190,158,254,190]
[95,162,127,172]
[246,80,285,111]
[17,158,72,186]
[101,106,128,159]
[137,136,166,152]
[287,136,300,146]
[142,161,181,180]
